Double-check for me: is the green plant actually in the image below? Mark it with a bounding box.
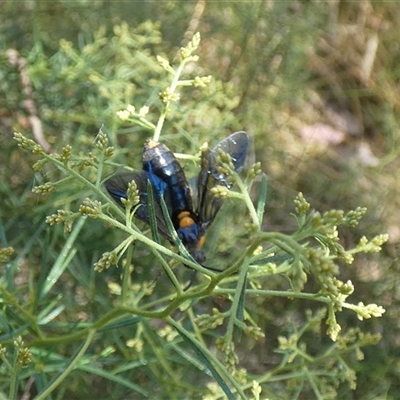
[4,32,387,400]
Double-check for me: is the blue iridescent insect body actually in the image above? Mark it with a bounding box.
[105,131,249,264]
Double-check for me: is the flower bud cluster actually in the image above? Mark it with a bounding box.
[95,131,108,150]
[215,338,239,373]
[344,207,367,227]
[294,192,310,215]
[94,251,118,272]
[251,380,262,398]
[305,248,354,300]
[277,334,298,363]
[327,319,342,342]
[193,75,212,87]
[0,247,14,264]
[290,263,308,292]
[116,110,130,121]
[336,327,359,349]
[158,325,178,342]
[14,336,32,368]
[121,180,140,208]
[32,182,56,194]
[159,87,180,103]
[210,185,229,198]
[126,338,144,353]
[180,32,201,60]
[14,132,43,154]
[117,105,151,127]
[305,308,327,333]
[353,302,385,321]
[33,158,49,171]
[336,327,382,365]
[357,234,388,253]
[59,145,72,163]
[195,308,225,330]
[216,148,235,175]
[247,162,262,180]
[79,198,102,218]
[323,209,344,226]
[232,368,248,385]
[46,209,74,233]
[245,222,258,233]
[156,55,173,72]
[243,325,265,340]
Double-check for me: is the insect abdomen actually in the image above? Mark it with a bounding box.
[143,140,193,216]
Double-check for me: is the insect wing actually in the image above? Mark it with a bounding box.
[196,131,249,230]
[104,171,173,241]
[209,130,249,186]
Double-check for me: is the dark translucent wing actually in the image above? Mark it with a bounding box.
[196,131,249,230]
[195,147,224,231]
[211,131,249,180]
[104,171,173,241]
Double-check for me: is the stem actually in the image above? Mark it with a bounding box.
[120,244,133,303]
[95,152,105,188]
[33,330,96,400]
[168,317,248,399]
[213,288,330,303]
[225,259,249,341]
[8,359,18,400]
[234,173,259,226]
[40,151,125,221]
[142,322,180,384]
[41,216,87,296]
[153,59,186,142]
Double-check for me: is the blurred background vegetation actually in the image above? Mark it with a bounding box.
[1,0,399,399]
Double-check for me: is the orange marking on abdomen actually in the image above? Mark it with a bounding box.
[197,235,205,248]
[177,211,195,228]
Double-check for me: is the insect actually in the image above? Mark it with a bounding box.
[105,131,249,264]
